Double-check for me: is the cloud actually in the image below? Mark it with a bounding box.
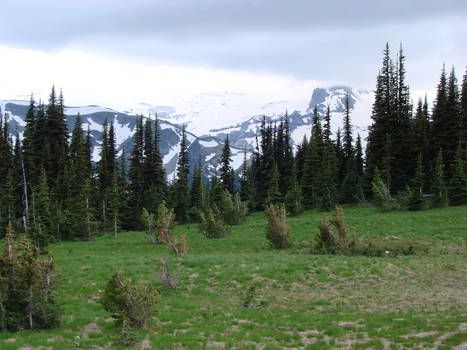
[0,0,465,88]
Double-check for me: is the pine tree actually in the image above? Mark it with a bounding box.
[408,153,424,211]
[190,157,204,212]
[32,168,52,251]
[152,116,166,203]
[128,116,144,226]
[239,150,251,203]
[174,126,190,223]
[448,142,467,205]
[343,94,353,162]
[284,163,303,216]
[46,87,69,193]
[431,149,448,208]
[143,117,154,192]
[219,135,234,194]
[108,168,120,239]
[302,107,323,208]
[461,69,467,146]
[265,162,281,206]
[295,135,308,184]
[432,65,461,179]
[279,113,294,196]
[23,95,37,186]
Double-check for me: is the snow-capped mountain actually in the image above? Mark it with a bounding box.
[0,85,372,180]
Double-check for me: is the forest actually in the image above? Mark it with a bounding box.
[0,44,465,247]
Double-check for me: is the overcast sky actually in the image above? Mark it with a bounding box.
[0,0,465,109]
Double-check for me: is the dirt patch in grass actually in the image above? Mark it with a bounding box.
[82,319,102,340]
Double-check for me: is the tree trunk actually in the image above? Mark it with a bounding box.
[113,209,118,239]
[86,197,91,241]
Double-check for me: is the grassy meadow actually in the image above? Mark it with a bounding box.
[1,205,466,349]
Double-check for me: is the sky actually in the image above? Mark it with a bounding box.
[0,0,466,112]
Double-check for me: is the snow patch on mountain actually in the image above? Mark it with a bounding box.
[65,105,116,115]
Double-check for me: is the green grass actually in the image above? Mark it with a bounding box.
[1,205,466,349]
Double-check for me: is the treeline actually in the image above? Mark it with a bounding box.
[0,43,466,248]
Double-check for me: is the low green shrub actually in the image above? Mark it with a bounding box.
[220,191,248,225]
[199,208,229,239]
[101,270,158,344]
[311,207,428,257]
[0,225,60,331]
[265,204,292,249]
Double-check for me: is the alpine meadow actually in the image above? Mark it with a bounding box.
[0,3,467,349]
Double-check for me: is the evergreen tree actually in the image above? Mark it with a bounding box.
[152,116,166,203]
[284,163,303,216]
[22,95,37,186]
[342,94,353,162]
[219,135,234,193]
[448,142,467,205]
[265,162,281,206]
[408,153,424,211]
[239,150,251,203]
[143,117,154,192]
[46,87,69,193]
[295,135,308,184]
[69,114,87,194]
[173,126,190,223]
[302,107,323,208]
[431,149,448,208]
[461,69,467,146]
[32,168,52,251]
[128,116,144,226]
[190,157,204,212]
[279,113,294,196]
[432,65,461,178]
[255,117,275,208]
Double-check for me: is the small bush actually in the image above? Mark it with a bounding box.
[315,206,356,254]
[156,202,190,257]
[141,208,158,244]
[199,208,229,238]
[312,207,427,257]
[372,177,399,211]
[265,204,292,249]
[220,191,248,225]
[101,270,158,330]
[0,225,60,331]
[158,259,179,290]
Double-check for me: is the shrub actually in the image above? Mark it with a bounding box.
[0,224,60,331]
[199,208,229,239]
[141,208,158,244]
[156,202,190,257]
[372,177,399,211]
[220,191,248,225]
[101,270,158,329]
[312,207,427,257]
[315,206,356,254]
[158,259,179,290]
[285,186,304,217]
[265,204,292,249]
[142,202,190,256]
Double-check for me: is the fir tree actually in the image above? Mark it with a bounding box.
[128,116,144,225]
[408,153,424,211]
[431,149,448,208]
[265,162,281,206]
[284,163,303,216]
[239,150,251,203]
[173,126,190,223]
[448,142,467,206]
[219,135,234,194]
